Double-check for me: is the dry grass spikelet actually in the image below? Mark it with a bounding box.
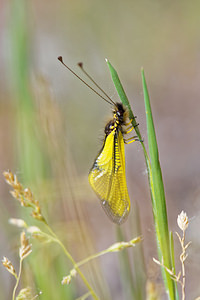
[1,256,17,277]
[3,170,46,222]
[19,232,32,260]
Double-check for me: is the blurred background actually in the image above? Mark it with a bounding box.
[0,0,200,299]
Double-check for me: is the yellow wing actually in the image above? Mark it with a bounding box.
[88,130,130,225]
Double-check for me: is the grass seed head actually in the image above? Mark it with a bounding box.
[9,218,27,228]
[19,232,32,260]
[177,211,189,231]
[1,256,17,277]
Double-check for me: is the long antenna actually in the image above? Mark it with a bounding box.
[77,62,116,106]
[58,56,115,106]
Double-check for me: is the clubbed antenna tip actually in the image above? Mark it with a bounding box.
[57,56,63,63]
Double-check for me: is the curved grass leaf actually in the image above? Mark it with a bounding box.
[141,69,176,299]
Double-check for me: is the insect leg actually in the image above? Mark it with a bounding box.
[124,136,139,144]
[125,121,140,128]
[124,139,136,144]
[124,126,134,134]
[124,116,137,126]
[124,119,133,126]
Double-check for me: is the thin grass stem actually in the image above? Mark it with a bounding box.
[12,257,23,300]
[44,223,99,300]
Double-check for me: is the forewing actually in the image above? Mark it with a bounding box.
[104,130,130,224]
[89,130,130,225]
[88,132,114,202]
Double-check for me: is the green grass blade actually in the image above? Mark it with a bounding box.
[106,61,177,299]
[170,232,179,300]
[130,202,146,300]
[106,60,150,171]
[106,61,147,299]
[9,0,49,185]
[141,69,176,299]
[116,227,136,300]
[106,59,141,140]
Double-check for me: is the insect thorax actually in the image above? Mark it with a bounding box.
[104,103,128,136]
